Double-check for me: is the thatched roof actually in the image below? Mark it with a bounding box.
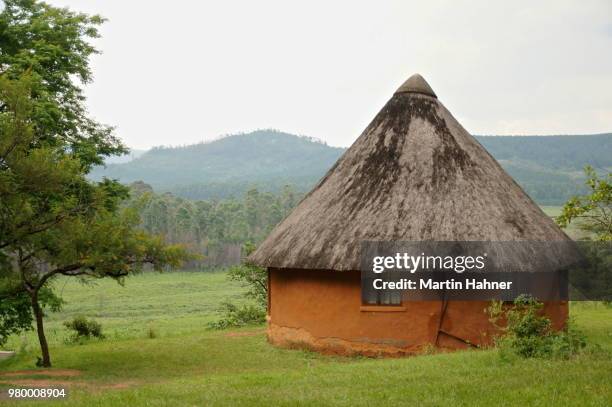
[249,74,571,271]
[396,73,437,97]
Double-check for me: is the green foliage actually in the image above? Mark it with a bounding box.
[0,281,32,346]
[209,243,268,329]
[207,301,266,330]
[226,242,267,307]
[488,295,586,360]
[132,184,298,268]
[63,315,104,340]
[0,0,126,168]
[0,257,63,347]
[0,0,192,366]
[557,166,612,241]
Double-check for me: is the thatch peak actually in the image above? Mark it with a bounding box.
[395,73,437,98]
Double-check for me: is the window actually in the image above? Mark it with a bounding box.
[362,277,402,305]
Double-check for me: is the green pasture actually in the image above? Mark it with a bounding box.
[2,271,247,351]
[0,271,610,406]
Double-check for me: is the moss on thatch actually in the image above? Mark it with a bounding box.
[249,74,571,271]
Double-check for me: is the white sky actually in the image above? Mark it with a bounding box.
[48,0,612,149]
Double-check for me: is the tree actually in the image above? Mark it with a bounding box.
[0,1,191,367]
[557,166,612,241]
[17,198,188,367]
[0,0,125,168]
[0,281,62,347]
[1,74,190,367]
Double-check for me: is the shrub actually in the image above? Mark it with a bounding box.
[487,295,586,360]
[207,302,266,330]
[208,242,268,330]
[227,242,268,308]
[63,316,105,340]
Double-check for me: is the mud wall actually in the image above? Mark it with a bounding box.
[268,268,568,356]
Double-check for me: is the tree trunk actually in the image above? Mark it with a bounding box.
[30,292,51,367]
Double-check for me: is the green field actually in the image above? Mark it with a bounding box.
[2,271,248,350]
[0,271,611,406]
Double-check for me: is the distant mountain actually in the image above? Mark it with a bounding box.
[476,134,611,170]
[89,130,344,199]
[476,134,611,204]
[89,130,612,204]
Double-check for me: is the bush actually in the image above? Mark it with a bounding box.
[63,316,105,340]
[208,242,268,330]
[488,295,586,360]
[226,242,268,308]
[207,302,266,330]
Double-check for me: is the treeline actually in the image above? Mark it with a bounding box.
[129,182,300,268]
[165,176,318,201]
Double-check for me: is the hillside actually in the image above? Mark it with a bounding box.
[90,130,344,199]
[477,134,611,204]
[90,131,612,204]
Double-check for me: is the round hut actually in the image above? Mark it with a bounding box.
[249,73,570,356]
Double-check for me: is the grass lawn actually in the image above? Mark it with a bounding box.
[1,271,611,406]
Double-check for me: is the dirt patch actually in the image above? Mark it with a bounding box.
[225,329,265,338]
[0,369,81,378]
[0,379,79,387]
[103,382,133,389]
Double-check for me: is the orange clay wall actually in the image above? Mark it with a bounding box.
[267,268,568,356]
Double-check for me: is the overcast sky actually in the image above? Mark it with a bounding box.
[48,0,612,149]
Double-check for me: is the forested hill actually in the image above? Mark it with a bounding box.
[476,134,611,204]
[89,131,612,204]
[90,130,345,199]
[477,134,611,170]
